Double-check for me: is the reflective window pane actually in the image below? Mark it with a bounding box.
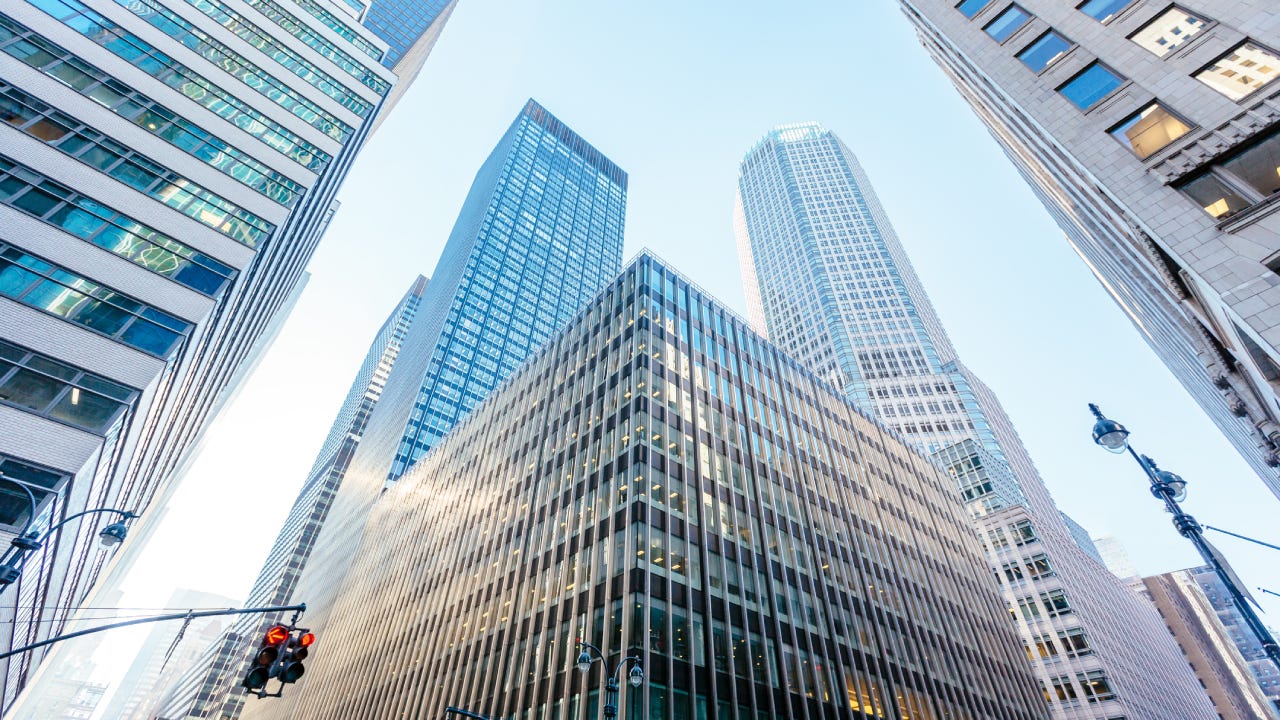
[1196,42,1280,101]
[48,386,122,432]
[1078,0,1131,23]
[1222,132,1280,199]
[1109,103,1191,159]
[1180,173,1250,218]
[1130,8,1207,58]
[1059,63,1125,110]
[984,5,1032,43]
[1018,31,1072,72]
[0,367,61,412]
[956,0,992,19]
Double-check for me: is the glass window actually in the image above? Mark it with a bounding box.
[1018,31,1072,72]
[1222,132,1280,199]
[1179,173,1250,218]
[1130,7,1207,57]
[1109,103,1192,159]
[1078,0,1131,23]
[1059,63,1125,110]
[956,0,992,19]
[1195,42,1280,101]
[984,5,1032,43]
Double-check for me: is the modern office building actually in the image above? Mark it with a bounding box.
[898,0,1280,499]
[0,0,411,704]
[249,252,1048,720]
[1186,565,1280,712]
[734,122,1213,719]
[153,276,426,720]
[237,98,627,717]
[97,588,238,720]
[359,0,458,123]
[1142,568,1280,720]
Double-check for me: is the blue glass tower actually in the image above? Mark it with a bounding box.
[360,0,459,124]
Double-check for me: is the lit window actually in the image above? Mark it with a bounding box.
[1179,173,1250,219]
[1130,7,1207,57]
[985,5,1032,43]
[1109,103,1191,159]
[1059,63,1125,110]
[1196,42,1280,101]
[1018,31,1072,72]
[1078,671,1116,702]
[1222,133,1280,199]
[956,0,993,19]
[1078,0,1131,24]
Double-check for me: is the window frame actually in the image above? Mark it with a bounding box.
[1017,30,1075,74]
[1057,62,1127,111]
[1106,101,1194,160]
[1127,5,1211,59]
[1193,40,1280,102]
[1076,0,1135,24]
[983,4,1033,44]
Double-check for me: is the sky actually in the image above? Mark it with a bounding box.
[71,0,1280,709]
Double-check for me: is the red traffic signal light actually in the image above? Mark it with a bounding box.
[298,631,315,648]
[263,625,289,645]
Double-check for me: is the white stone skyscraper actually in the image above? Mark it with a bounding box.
[897,0,1280,499]
[735,122,1214,719]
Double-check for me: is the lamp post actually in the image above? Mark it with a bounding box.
[575,640,643,719]
[1088,403,1280,671]
[0,473,137,590]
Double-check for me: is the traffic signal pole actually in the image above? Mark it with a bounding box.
[0,603,306,661]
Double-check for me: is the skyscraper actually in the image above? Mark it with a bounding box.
[735,122,1213,719]
[1186,565,1280,712]
[897,0,1280,498]
[238,98,627,719]
[249,252,1048,720]
[1142,568,1280,720]
[0,0,408,704]
[359,0,458,122]
[153,276,427,720]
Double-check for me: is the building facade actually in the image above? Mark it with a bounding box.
[238,98,627,718]
[96,588,238,720]
[1187,565,1280,712]
[1142,568,1280,720]
[734,122,1213,719]
[154,276,427,720]
[252,253,1048,720]
[898,0,1280,499]
[0,0,413,704]
[359,0,458,123]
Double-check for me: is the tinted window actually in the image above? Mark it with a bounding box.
[1059,63,1125,110]
[1019,31,1072,72]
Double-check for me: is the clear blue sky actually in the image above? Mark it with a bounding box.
[84,0,1280,702]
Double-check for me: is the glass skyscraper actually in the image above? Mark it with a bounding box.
[360,0,459,127]
[253,253,1048,720]
[239,99,626,720]
[0,0,406,705]
[153,276,427,720]
[735,123,1214,719]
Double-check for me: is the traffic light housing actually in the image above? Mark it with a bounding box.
[277,629,315,683]
[242,625,290,691]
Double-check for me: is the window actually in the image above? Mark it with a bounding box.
[1011,519,1038,545]
[1180,173,1250,218]
[0,340,135,433]
[1078,0,1132,24]
[1019,31,1072,72]
[1078,671,1116,702]
[1025,553,1054,579]
[956,0,992,19]
[1040,589,1072,616]
[1048,676,1078,702]
[1196,42,1280,101]
[1059,63,1125,110]
[1058,628,1092,657]
[0,455,67,530]
[1221,132,1280,198]
[1109,103,1191,159]
[1130,7,1207,57]
[985,5,1032,43]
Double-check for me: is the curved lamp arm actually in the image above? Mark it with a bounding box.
[39,508,137,542]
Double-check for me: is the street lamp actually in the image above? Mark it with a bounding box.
[575,640,643,719]
[0,473,137,589]
[1087,403,1280,671]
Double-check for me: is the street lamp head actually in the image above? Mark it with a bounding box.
[628,664,644,688]
[576,651,592,673]
[98,521,128,548]
[1089,406,1130,454]
[1155,469,1188,502]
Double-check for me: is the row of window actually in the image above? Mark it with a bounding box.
[0,16,303,205]
[0,84,272,247]
[0,243,191,358]
[0,339,136,435]
[234,0,388,94]
[168,0,375,114]
[282,0,382,62]
[0,9,330,171]
[958,0,1280,221]
[0,155,236,296]
[104,0,356,135]
[1046,670,1116,704]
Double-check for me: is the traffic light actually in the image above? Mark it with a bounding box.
[242,625,290,691]
[277,629,315,683]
